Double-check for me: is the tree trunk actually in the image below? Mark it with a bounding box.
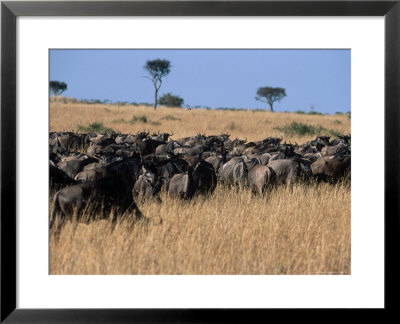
[154,88,158,110]
[269,103,274,112]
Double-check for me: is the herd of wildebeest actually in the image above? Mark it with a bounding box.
[49,130,351,231]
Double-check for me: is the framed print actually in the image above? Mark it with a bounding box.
[1,0,399,322]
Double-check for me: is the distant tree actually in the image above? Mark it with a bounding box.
[255,86,286,112]
[159,93,184,108]
[144,59,171,110]
[49,81,67,96]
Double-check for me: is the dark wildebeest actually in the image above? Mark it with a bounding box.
[194,160,217,195]
[310,136,331,147]
[56,133,85,152]
[150,132,170,142]
[247,164,276,195]
[219,157,248,187]
[88,143,127,157]
[135,138,165,156]
[49,163,77,190]
[153,157,191,190]
[51,174,144,232]
[269,143,300,162]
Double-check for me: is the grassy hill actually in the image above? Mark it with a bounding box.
[50,97,350,144]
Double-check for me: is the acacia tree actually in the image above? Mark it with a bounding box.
[49,81,68,96]
[144,59,171,110]
[255,86,286,112]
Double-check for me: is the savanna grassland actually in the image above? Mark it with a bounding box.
[49,98,351,275]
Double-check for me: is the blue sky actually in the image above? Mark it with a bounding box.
[50,49,350,114]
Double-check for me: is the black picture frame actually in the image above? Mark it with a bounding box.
[1,0,399,322]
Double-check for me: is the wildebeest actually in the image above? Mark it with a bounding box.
[51,174,144,232]
[149,132,170,143]
[132,166,162,199]
[57,157,99,179]
[321,143,349,156]
[257,153,272,165]
[248,164,276,195]
[115,134,135,145]
[243,156,260,172]
[219,157,248,187]
[74,156,142,183]
[205,155,225,175]
[310,136,331,147]
[311,155,351,181]
[194,160,217,195]
[168,166,199,199]
[173,144,210,157]
[155,140,181,155]
[74,167,107,182]
[89,132,116,146]
[54,132,93,152]
[153,157,191,190]
[182,153,203,167]
[331,135,351,146]
[49,130,351,233]
[83,162,107,171]
[135,138,166,156]
[50,163,76,190]
[267,159,305,185]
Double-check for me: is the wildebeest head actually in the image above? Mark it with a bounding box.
[311,136,331,147]
[279,143,295,157]
[332,135,351,146]
[89,132,115,146]
[150,132,170,143]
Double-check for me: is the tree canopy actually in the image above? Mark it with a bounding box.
[49,81,68,96]
[144,59,171,110]
[255,87,286,112]
[159,93,184,108]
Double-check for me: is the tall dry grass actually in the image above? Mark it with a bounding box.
[49,99,351,275]
[50,183,350,275]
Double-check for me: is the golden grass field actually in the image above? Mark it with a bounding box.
[49,98,351,275]
[49,98,350,144]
